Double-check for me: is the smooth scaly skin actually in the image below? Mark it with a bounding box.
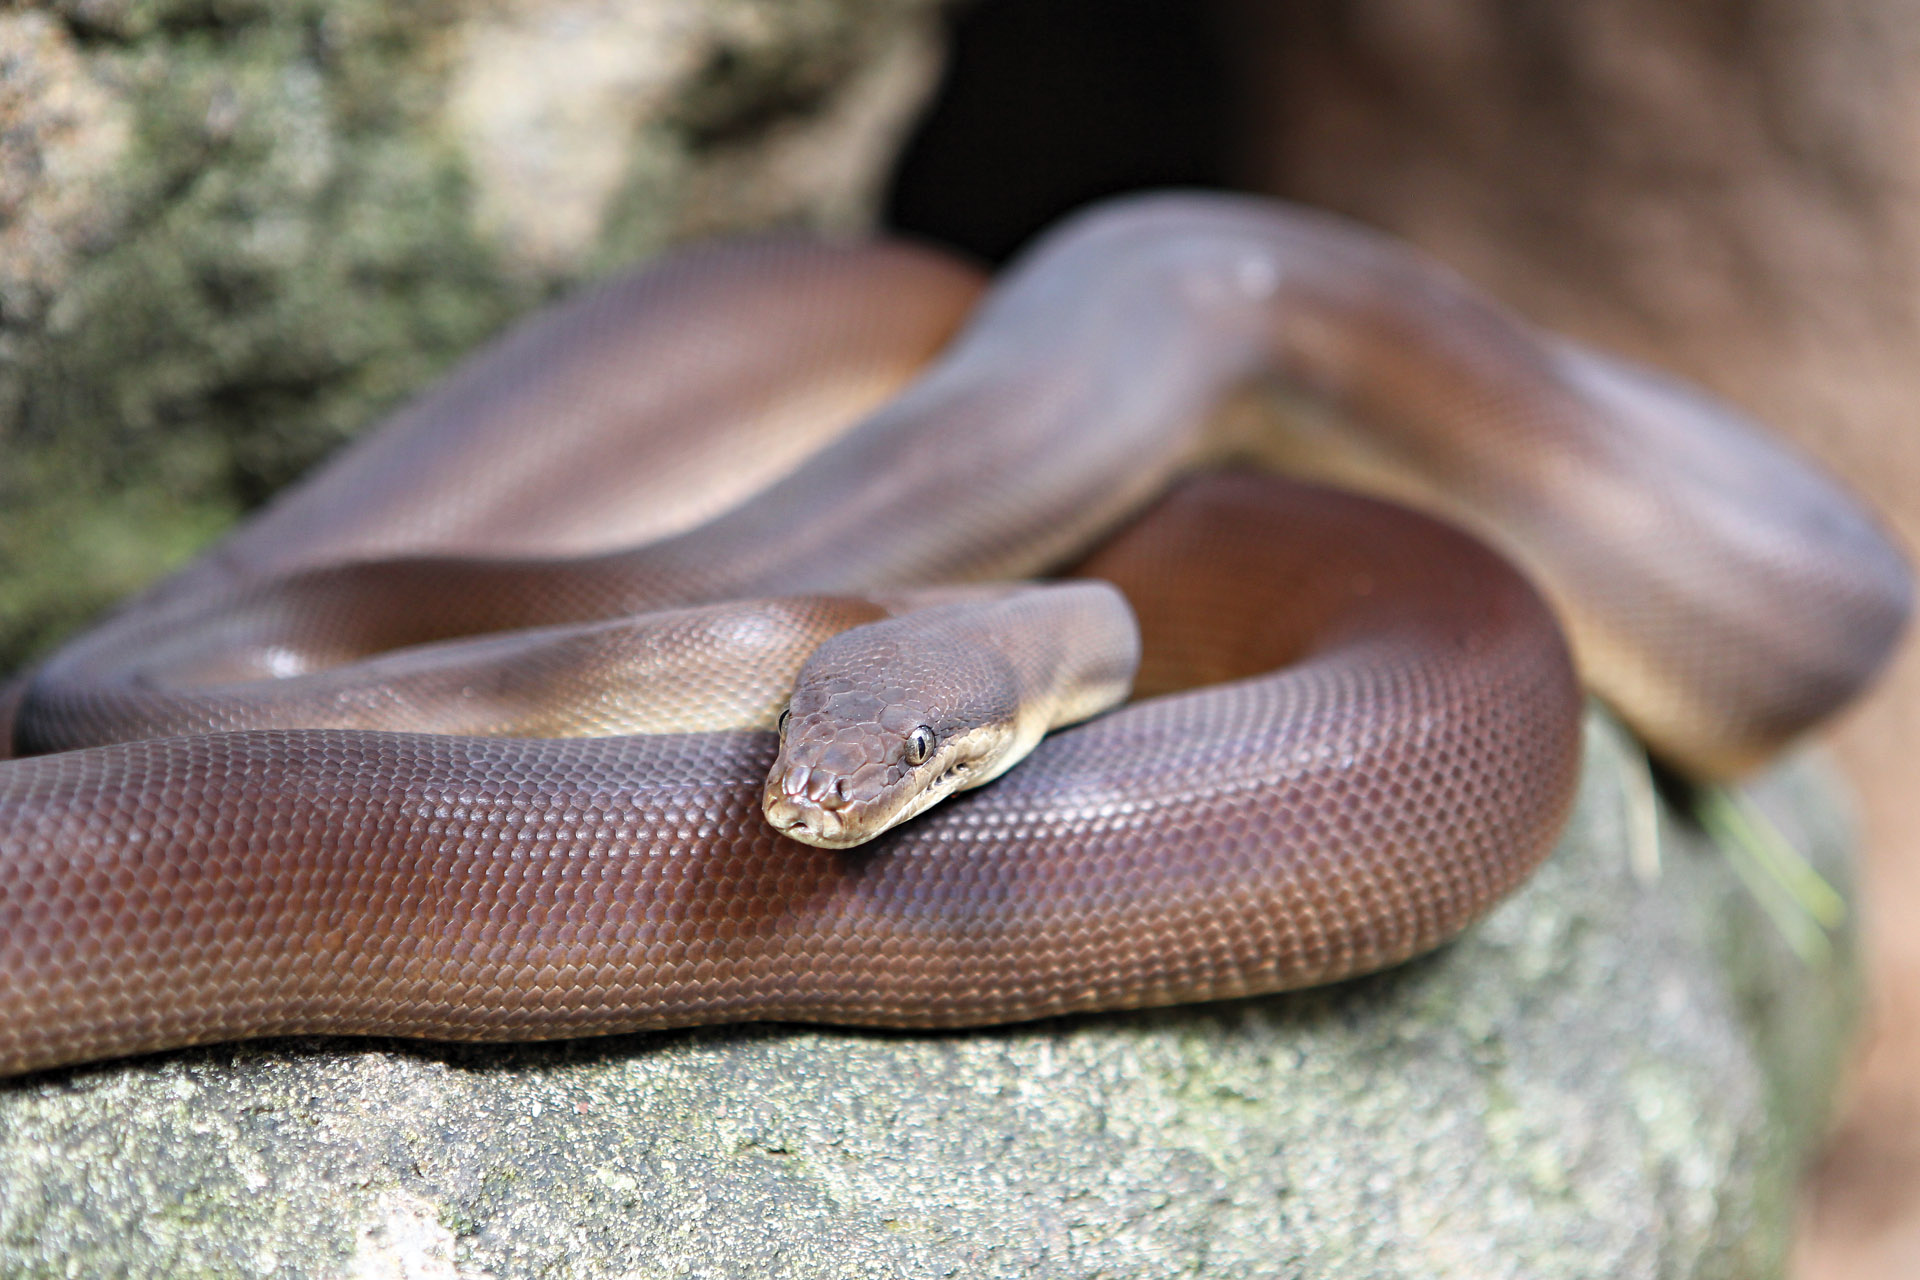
[141,237,988,604]
[0,478,1581,1073]
[13,238,986,750]
[0,193,1908,1075]
[20,592,1085,753]
[20,197,1906,775]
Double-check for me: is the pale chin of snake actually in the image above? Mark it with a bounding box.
[0,191,1908,1079]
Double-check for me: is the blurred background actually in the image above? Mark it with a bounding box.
[891,8,1920,1275]
[5,1,1916,1273]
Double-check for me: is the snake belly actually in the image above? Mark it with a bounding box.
[0,192,1907,1076]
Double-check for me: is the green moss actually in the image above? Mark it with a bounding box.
[3,0,943,673]
[3,2,515,668]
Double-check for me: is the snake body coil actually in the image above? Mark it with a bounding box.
[0,193,1907,1077]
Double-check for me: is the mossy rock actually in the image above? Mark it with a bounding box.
[0,0,945,670]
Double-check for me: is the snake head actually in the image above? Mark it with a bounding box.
[761,619,1020,849]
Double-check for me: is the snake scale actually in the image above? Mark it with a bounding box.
[0,192,1907,1076]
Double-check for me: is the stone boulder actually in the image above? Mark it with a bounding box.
[0,0,946,667]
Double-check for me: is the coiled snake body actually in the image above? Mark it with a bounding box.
[0,193,1907,1076]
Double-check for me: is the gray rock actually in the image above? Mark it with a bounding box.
[0,0,946,668]
[0,711,1858,1278]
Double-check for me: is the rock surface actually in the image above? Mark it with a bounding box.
[0,713,1857,1277]
[0,0,945,669]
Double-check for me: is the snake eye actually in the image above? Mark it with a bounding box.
[904,725,935,766]
[777,708,791,736]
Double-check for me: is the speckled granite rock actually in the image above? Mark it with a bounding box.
[0,713,1857,1277]
[0,0,945,669]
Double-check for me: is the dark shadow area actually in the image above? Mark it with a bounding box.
[885,0,1237,263]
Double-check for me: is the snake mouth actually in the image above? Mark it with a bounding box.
[762,790,861,848]
[762,759,867,848]
[761,764,986,850]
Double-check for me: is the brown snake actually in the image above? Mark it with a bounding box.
[0,193,1908,1076]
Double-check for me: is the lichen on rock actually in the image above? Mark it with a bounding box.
[0,0,947,671]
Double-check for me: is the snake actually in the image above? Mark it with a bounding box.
[0,192,1907,1077]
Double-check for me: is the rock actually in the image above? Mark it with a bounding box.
[0,0,946,669]
[0,712,1858,1277]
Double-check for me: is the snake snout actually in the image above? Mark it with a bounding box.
[763,790,852,847]
[777,763,853,808]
